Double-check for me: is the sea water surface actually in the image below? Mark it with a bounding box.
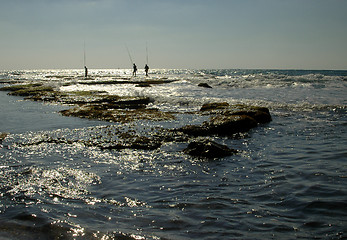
[0,69,346,239]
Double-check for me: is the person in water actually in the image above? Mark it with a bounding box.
[133,63,137,77]
[144,64,149,76]
[84,66,88,78]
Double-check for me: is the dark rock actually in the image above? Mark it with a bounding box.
[9,85,54,97]
[77,79,176,85]
[0,132,8,142]
[207,115,258,136]
[200,102,272,124]
[178,125,211,137]
[178,114,258,137]
[60,106,175,123]
[60,105,113,121]
[0,83,42,92]
[198,83,212,88]
[200,102,229,111]
[99,136,161,150]
[183,139,237,158]
[228,110,272,124]
[135,83,151,87]
[112,97,151,108]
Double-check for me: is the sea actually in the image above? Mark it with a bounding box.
[0,69,346,239]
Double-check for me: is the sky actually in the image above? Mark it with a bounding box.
[1,0,347,70]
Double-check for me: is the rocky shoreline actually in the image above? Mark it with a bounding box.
[1,81,272,158]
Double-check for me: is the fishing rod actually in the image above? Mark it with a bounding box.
[83,41,88,78]
[125,44,134,64]
[146,41,149,65]
[83,41,86,67]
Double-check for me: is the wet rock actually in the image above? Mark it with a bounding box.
[183,139,237,158]
[6,84,55,97]
[200,103,272,124]
[109,97,151,109]
[0,132,8,142]
[178,125,211,137]
[99,136,161,150]
[228,110,272,124]
[16,131,162,151]
[60,105,114,121]
[207,115,258,136]
[0,83,42,92]
[200,102,229,111]
[135,83,151,87]
[59,97,152,121]
[78,79,176,85]
[198,83,212,88]
[178,114,258,137]
[60,106,175,123]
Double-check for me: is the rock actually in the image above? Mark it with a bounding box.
[0,132,8,142]
[60,105,113,121]
[0,83,42,92]
[207,115,258,136]
[9,85,54,97]
[135,83,151,87]
[200,102,229,111]
[200,103,272,124]
[60,106,175,123]
[228,110,272,124]
[111,97,151,109]
[178,125,211,137]
[99,136,161,150]
[183,139,237,158]
[198,83,212,88]
[178,114,258,137]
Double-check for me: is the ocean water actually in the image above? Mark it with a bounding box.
[0,69,346,239]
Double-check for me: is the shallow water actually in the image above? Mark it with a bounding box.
[0,69,346,239]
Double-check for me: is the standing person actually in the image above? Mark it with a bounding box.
[144,64,149,76]
[84,66,88,78]
[133,63,137,77]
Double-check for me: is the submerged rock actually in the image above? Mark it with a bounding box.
[183,139,237,158]
[99,136,161,150]
[17,130,162,151]
[198,83,212,88]
[178,124,211,137]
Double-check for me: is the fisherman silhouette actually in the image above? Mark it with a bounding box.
[84,66,88,78]
[133,63,137,77]
[145,64,149,76]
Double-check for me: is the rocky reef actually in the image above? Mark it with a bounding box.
[1,82,272,159]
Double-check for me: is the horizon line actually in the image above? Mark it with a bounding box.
[1,67,347,71]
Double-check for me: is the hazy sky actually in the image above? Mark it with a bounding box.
[1,0,347,70]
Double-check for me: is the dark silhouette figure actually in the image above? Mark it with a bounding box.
[144,64,149,76]
[84,66,88,78]
[133,63,137,77]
